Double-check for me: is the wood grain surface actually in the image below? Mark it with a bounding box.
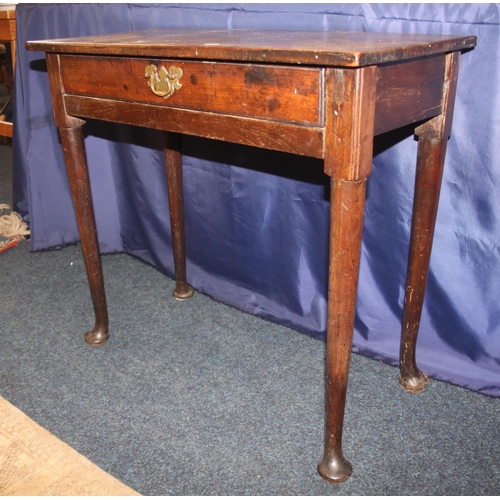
[0,395,140,496]
[27,29,476,67]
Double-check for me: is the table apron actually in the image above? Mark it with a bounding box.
[60,53,445,162]
[374,54,445,135]
[64,94,326,158]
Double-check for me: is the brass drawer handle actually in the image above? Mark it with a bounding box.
[144,64,183,99]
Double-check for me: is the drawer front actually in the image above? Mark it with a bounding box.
[59,55,324,126]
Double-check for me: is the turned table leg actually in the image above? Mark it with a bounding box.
[399,51,461,393]
[163,132,194,300]
[59,124,109,346]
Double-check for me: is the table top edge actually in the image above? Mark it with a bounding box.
[26,29,477,67]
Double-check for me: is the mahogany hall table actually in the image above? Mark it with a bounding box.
[27,29,476,482]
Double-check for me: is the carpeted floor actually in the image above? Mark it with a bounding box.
[1,144,499,495]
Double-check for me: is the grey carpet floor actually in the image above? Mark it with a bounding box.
[1,145,499,495]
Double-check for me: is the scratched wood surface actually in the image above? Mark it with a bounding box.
[27,28,476,484]
[59,55,323,126]
[27,29,476,67]
[59,56,447,158]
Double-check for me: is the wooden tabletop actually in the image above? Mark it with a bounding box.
[26,29,477,67]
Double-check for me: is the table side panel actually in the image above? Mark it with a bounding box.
[59,55,324,126]
[374,54,445,135]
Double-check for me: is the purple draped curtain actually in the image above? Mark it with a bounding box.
[13,4,500,396]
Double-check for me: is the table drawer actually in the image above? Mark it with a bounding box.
[59,55,324,126]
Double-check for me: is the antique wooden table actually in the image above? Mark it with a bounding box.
[27,29,476,482]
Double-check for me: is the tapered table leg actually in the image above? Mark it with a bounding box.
[399,51,460,393]
[318,178,367,483]
[163,132,194,300]
[318,65,376,482]
[399,134,447,392]
[59,124,109,346]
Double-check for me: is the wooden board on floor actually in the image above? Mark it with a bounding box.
[0,395,141,496]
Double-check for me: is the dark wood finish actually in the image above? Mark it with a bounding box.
[27,29,475,67]
[45,52,109,346]
[60,55,324,126]
[318,178,369,482]
[59,125,110,346]
[319,64,376,481]
[59,54,450,153]
[164,132,194,301]
[28,29,476,482]
[375,54,445,135]
[64,95,325,158]
[324,65,377,180]
[399,51,461,392]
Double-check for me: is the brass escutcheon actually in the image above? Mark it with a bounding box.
[144,64,183,99]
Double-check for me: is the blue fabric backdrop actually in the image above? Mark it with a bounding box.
[12,3,500,396]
